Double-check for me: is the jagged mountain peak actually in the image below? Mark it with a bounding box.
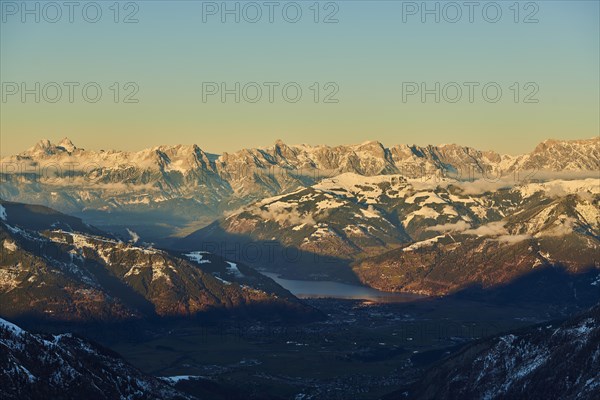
[513,137,600,172]
[356,139,385,148]
[26,137,78,156]
[28,138,53,155]
[274,138,287,147]
[34,138,52,149]
[532,137,596,153]
[57,137,76,152]
[540,136,598,149]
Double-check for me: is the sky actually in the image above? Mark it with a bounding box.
[1,0,599,156]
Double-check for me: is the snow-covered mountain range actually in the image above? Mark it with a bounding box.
[177,172,599,294]
[0,137,597,240]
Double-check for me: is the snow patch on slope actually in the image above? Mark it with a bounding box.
[226,261,244,278]
[185,251,211,264]
[3,240,17,252]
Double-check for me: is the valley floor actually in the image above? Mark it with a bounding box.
[99,297,582,400]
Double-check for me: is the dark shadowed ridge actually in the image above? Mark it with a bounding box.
[392,303,600,400]
[0,317,196,400]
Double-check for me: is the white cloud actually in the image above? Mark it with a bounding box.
[126,229,140,243]
[463,221,507,237]
[493,234,532,244]
[456,179,514,195]
[426,220,471,233]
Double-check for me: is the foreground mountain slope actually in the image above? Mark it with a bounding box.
[0,317,194,400]
[0,200,317,322]
[405,303,600,400]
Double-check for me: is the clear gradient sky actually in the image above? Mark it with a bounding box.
[1,0,599,156]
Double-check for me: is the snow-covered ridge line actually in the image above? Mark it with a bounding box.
[0,317,25,336]
[2,137,597,175]
[233,173,599,215]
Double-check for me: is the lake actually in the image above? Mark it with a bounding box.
[260,272,425,302]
